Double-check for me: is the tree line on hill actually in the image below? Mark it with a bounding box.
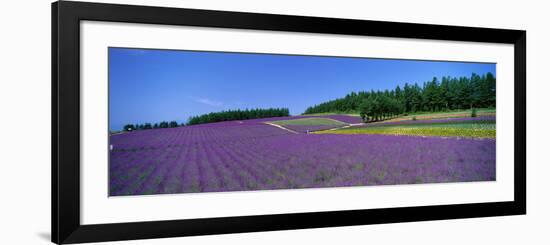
[123,121,181,132]
[122,108,290,131]
[303,72,495,122]
[187,108,289,125]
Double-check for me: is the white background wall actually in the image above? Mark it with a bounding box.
[0,0,548,244]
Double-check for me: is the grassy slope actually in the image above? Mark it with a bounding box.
[271,118,347,126]
[406,108,495,115]
[314,121,496,138]
[299,109,497,138]
[303,108,495,120]
[396,108,495,120]
[301,112,361,117]
[365,120,496,129]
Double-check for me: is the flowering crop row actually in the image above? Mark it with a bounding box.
[364,116,496,127]
[109,116,495,196]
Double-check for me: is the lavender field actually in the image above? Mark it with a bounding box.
[109,115,496,196]
[108,48,497,196]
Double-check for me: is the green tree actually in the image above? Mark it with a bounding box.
[123,124,135,132]
[304,72,496,117]
[159,121,169,128]
[143,123,152,129]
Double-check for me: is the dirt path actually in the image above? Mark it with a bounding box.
[321,117,352,125]
[264,122,300,134]
[326,123,365,131]
[264,119,365,134]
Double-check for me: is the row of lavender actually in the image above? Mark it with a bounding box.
[189,114,363,127]
[110,114,362,150]
[109,115,495,196]
[362,116,496,127]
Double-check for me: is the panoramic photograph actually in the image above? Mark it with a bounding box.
[108,47,496,196]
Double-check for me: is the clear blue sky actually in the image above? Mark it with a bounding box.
[109,47,496,131]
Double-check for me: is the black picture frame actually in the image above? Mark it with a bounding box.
[52,1,526,244]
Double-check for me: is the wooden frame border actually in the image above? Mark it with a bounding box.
[52,1,526,243]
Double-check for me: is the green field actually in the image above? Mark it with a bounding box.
[367,120,496,129]
[313,121,496,138]
[406,108,495,116]
[304,108,495,122]
[394,108,495,121]
[301,112,361,117]
[271,118,347,126]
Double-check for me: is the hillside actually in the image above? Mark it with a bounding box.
[303,72,495,122]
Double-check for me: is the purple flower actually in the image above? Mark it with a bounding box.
[109,116,495,196]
